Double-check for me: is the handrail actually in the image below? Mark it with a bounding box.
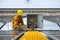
[0,23,6,29]
[57,23,60,27]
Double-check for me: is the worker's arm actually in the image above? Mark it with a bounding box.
[20,16,32,30]
[21,24,32,30]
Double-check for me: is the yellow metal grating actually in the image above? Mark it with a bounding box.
[19,31,48,40]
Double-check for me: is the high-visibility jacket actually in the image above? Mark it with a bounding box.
[12,15,31,30]
[12,16,24,30]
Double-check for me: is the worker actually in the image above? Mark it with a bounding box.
[12,9,31,38]
[12,9,31,31]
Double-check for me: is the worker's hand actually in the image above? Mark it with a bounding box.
[21,25,32,31]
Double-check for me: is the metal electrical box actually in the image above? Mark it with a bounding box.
[27,13,43,29]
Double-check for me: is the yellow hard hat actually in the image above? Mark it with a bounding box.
[17,9,23,16]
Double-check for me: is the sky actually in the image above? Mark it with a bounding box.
[0,0,60,8]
